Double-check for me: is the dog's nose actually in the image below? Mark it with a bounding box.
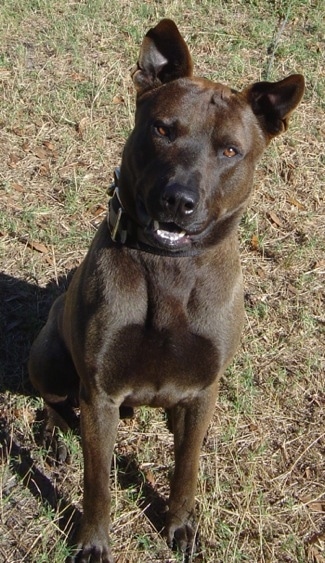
[160,183,198,219]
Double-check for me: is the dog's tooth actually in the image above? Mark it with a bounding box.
[153,220,160,231]
[157,229,186,242]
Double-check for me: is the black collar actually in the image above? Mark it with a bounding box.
[107,168,202,257]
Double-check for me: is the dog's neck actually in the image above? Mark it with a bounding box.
[107,168,202,257]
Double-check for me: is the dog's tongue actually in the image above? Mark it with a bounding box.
[153,221,186,242]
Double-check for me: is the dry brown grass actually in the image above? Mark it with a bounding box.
[0,1,324,562]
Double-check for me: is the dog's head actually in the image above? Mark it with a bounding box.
[117,19,304,255]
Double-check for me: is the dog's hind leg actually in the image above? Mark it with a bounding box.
[29,294,79,460]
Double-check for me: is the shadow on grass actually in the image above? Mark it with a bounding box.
[0,271,74,395]
[116,453,168,535]
[0,417,82,540]
[0,270,82,545]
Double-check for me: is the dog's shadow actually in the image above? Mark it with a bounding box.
[0,271,167,543]
[0,271,72,395]
[115,452,168,533]
[0,271,82,538]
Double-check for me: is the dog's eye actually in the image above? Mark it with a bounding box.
[223,147,238,158]
[155,125,170,137]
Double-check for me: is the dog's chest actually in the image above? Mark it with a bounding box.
[99,260,225,407]
[91,251,242,407]
[114,319,218,408]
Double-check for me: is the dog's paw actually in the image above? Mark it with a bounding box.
[67,525,114,563]
[166,514,197,556]
[66,540,114,563]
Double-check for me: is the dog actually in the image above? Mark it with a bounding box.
[29,19,304,562]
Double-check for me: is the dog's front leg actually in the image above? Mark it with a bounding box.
[70,388,119,563]
[166,381,219,554]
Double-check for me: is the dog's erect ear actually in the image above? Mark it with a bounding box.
[132,19,193,94]
[246,74,305,139]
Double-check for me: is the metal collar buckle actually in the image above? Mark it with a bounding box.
[107,168,128,244]
[111,205,123,242]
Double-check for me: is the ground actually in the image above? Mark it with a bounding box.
[0,1,324,562]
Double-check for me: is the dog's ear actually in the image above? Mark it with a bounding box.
[132,19,193,94]
[246,74,305,139]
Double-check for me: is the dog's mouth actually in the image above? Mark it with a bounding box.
[145,220,190,249]
[134,198,192,250]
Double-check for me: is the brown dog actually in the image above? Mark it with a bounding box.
[29,19,304,562]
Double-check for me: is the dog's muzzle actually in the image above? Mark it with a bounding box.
[107,168,203,257]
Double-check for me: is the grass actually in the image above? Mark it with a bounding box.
[0,0,324,561]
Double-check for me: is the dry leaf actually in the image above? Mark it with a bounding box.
[5,196,20,208]
[306,530,325,546]
[19,237,49,254]
[311,260,325,270]
[22,141,30,152]
[300,495,324,512]
[112,95,124,104]
[144,469,156,487]
[305,467,312,479]
[306,544,325,563]
[38,161,51,176]
[267,211,283,227]
[76,117,89,137]
[250,234,259,250]
[70,72,86,82]
[287,195,306,210]
[308,502,324,512]
[12,127,24,136]
[33,147,48,160]
[288,283,298,295]
[91,204,106,217]
[43,140,55,151]
[0,68,11,79]
[44,254,54,266]
[13,407,34,424]
[29,240,49,253]
[8,153,20,168]
[59,162,79,178]
[12,183,24,192]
